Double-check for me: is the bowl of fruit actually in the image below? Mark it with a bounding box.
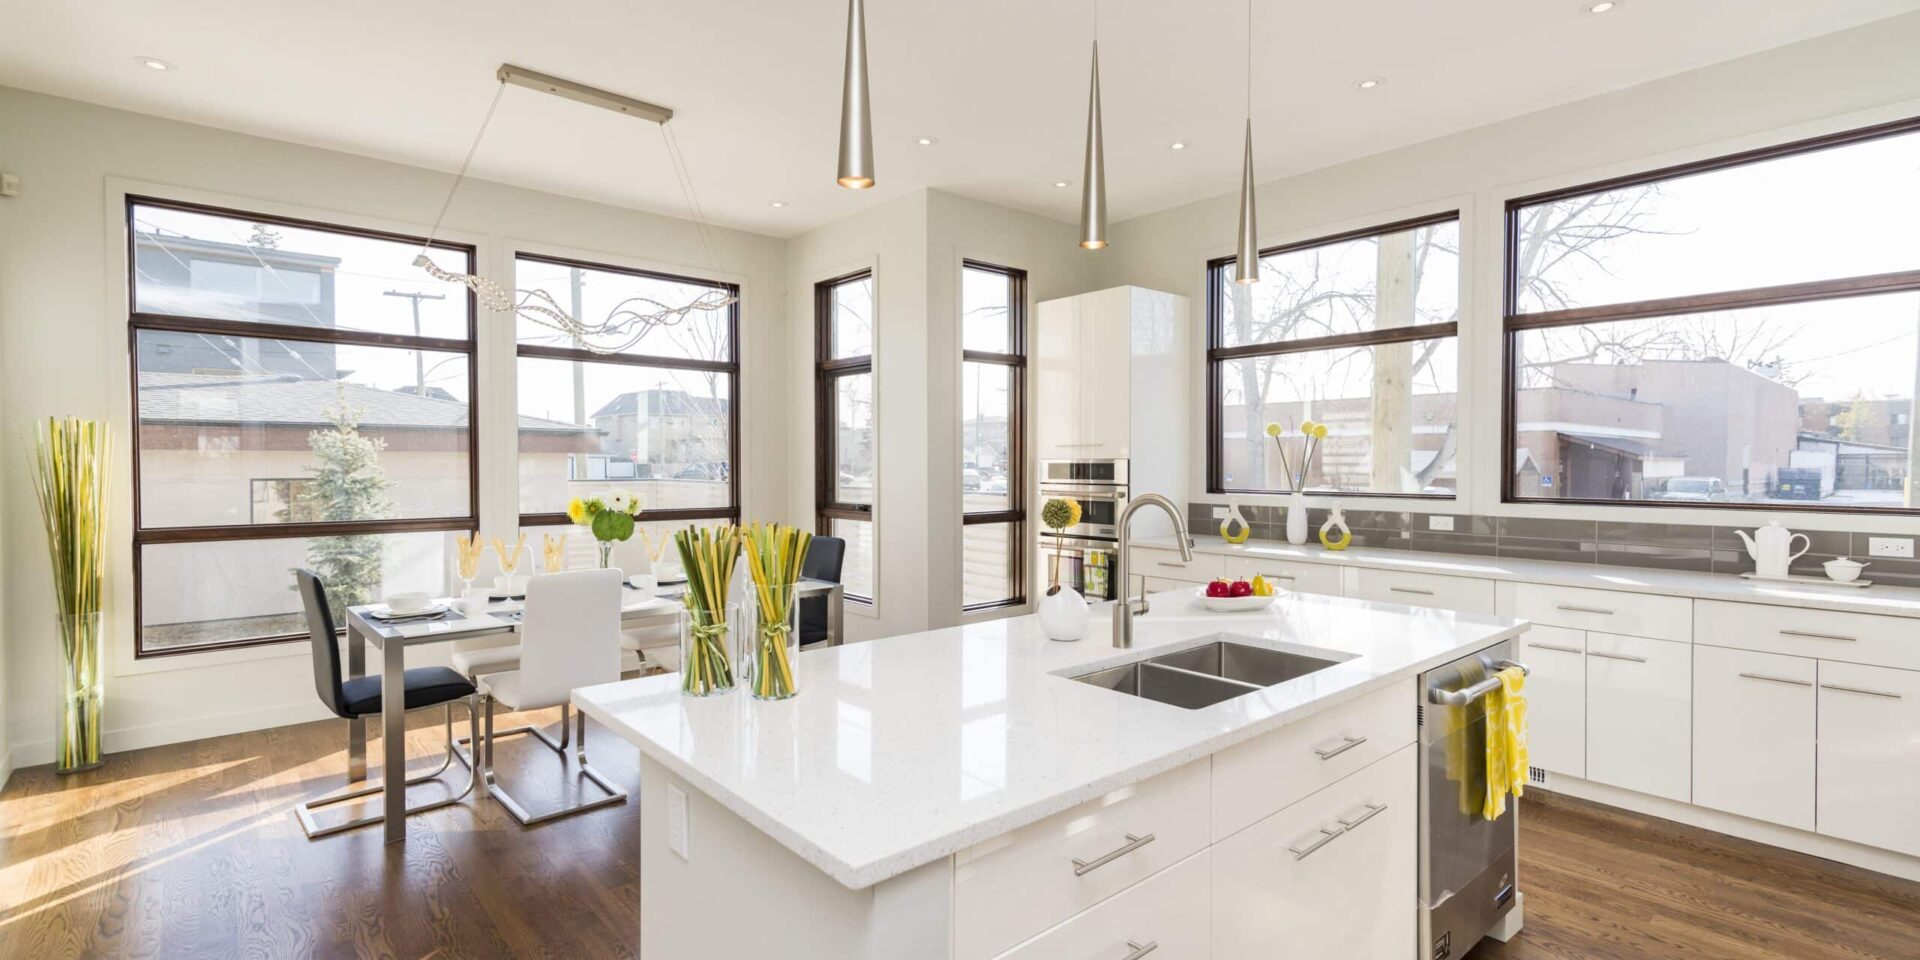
[1197,576,1278,612]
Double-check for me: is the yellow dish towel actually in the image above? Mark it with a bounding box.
[1482,666,1529,821]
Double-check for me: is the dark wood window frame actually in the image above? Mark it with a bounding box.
[815,270,875,605]
[127,195,480,658]
[1501,114,1920,516]
[512,251,743,532]
[1205,211,1462,499]
[960,261,1028,612]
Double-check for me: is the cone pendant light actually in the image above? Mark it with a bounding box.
[836,0,875,189]
[1233,0,1259,283]
[1078,2,1107,249]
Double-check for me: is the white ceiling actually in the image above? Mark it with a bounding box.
[4,1,1918,239]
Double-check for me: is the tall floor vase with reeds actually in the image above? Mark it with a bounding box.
[33,418,110,773]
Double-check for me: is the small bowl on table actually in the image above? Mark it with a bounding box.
[384,591,431,615]
[1195,587,1276,613]
[1824,557,1868,583]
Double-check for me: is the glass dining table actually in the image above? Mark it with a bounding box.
[342,577,845,843]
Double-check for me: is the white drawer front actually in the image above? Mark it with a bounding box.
[1692,645,1816,831]
[1817,661,1920,858]
[1512,582,1691,642]
[1518,625,1586,778]
[1211,679,1414,840]
[994,850,1211,960]
[1349,568,1496,615]
[1213,744,1417,960]
[1695,600,1920,671]
[954,758,1210,960]
[1222,555,1344,596]
[1129,546,1222,584]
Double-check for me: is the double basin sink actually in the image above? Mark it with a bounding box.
[1071,637,1344,710]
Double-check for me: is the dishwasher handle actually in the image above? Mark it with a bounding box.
[1428,660,1530,706]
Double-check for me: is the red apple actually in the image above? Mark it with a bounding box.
[1206,579,1232,598]
[1229,579,1254,598]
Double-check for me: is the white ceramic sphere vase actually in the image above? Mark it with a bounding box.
[1037,586,1090,642]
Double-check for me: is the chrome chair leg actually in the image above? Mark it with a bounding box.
[482,702,627,826]
[296,700,480,840]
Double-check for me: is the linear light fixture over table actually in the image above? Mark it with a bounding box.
[1079,0,1108,250]
[837,0,876,188]
[413,63,737,355]
[1232,0,1259,284]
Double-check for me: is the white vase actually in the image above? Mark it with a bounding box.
[1037,586,1089,642]
[1286,491,1309,545]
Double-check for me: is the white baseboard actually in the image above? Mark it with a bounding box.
[1535,773,1920,884]
[8,701,334,770]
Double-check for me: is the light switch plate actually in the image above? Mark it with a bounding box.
[667,783,690,861]
[1428,515,1455,532]
[1212,505,1229,519]
[1868,536,1915,559]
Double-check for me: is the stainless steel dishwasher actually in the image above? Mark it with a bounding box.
[1419,639,1528,960]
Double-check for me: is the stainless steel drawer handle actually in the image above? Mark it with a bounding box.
[1313,735,1368,760]
[1072,832,1156,876]
[1121,941,1159,960]
[1288,826,1343,860]
[1780,629,1856,642]
[1526,642,1583,655]
[1155,560,1188,568]
[1337,801,1388,830]
[1739,672,1812,687]
[1820,683,1904,700]
[1556,604,1614,615]
[1585,651,1648,663]
[1390,587,1436,596]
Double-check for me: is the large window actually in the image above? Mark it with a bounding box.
[961,262,1027,610]
[1208,214,1461,497]
[816,271,876,604]
[513,253,740,532]
[1504,118,1920,512]
[128,197,477,656]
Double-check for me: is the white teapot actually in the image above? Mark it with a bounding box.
[1734,520,1811,579]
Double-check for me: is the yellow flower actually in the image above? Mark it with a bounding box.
[1300,419,1318,435]
[1313,423,1329,439]
[566,497,587,524]
[1264,422,1283,437]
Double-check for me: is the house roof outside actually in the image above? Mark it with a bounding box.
[592,388,729,420]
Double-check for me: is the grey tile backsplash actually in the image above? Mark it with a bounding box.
[1189,501,1920,588]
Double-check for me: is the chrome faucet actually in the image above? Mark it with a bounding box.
[1111,493,1193,648]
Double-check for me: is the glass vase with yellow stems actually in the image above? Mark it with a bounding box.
[675,524,741,697]
[739,523,812,701]
[454,531,485,597]
[490,532,527,587]
[33,418,110,774]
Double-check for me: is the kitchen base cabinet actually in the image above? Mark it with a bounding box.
[1518,625,1586,778]
[1818,662,1920,858]
[1585,633,1691,802]
[993,850,1210,960]
[1212,744,1416,960]
[1693,646,1815,831]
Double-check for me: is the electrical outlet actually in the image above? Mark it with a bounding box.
[1212,505,1230,519]
[1428,515,1455,532]
[667,782,690,861]
[1868,537,1915,559]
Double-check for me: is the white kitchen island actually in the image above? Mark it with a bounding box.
[572,588,1530,960]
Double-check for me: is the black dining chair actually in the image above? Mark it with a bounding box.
[799,536,846,648]
[293,568,481,839]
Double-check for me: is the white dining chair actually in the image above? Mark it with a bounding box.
[475,567,629,825]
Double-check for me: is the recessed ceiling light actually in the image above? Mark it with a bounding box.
[1586,1,1617,12]
[136,57,175,72]
[768,200,788,208]
[915,136,937,146]
[1053,180,1071,188]
[1357,78,1382,90]
[1169,141,1187,151]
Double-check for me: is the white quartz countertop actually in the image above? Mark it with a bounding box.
[1138,535,1920,620]
[572,589,1525,890]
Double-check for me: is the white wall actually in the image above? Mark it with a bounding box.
[0,86,790,767]
[0,114,10,787]
[1091,11,1920,536]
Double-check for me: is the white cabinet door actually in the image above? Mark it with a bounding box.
[1692,645,1815,830]
[1076,288,1132,458]
[1033,297,1085,460]
[1518,625,1586,779]
[1213,745,1417,960]
[1818,661,1920,857]
[1585,632,1691,802]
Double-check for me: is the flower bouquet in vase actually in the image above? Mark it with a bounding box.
[1265,419,1329,545]
[568,491,644,569]
[1037,497,1089,641]
[675,524,740,697]
[740,523,812,700]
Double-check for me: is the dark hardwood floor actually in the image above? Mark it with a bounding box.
[4,716,1917,959]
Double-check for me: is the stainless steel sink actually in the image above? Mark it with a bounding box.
[1068,638,1345,710]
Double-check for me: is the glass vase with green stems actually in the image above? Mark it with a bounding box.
[33,418,110,773]
[740,523,812,701]
[675,524,740,697]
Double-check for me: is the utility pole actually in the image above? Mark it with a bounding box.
[383,289,445,395]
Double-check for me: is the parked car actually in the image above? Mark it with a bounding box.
[980,474,1008,495]
[962,468,983,491]
[1649,476,1728,502]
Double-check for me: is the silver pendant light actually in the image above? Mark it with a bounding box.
[1233,0,1259,283]
[1078,1,1107,249]
[836,0,875,189]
